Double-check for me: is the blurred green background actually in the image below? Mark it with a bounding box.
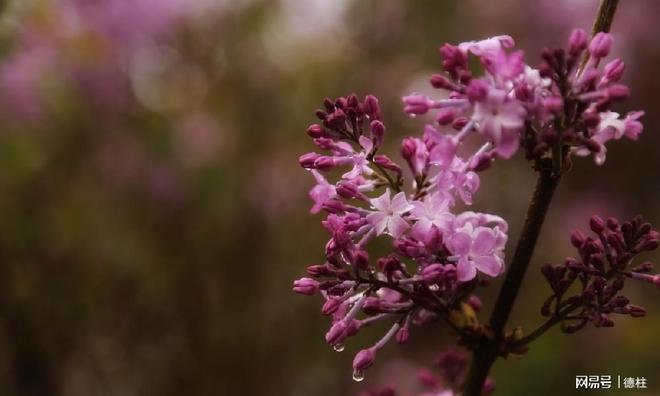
[0,0,656,395]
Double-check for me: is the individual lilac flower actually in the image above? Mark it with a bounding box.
[410,193,454,237]
[447,223,506,282]
[573,111,644,165]
[343,136,376,179]
[308,170,337,214]
[367,189,414,238]
[472,90,526,158]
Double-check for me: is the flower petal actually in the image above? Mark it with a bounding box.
[473,255,502,277]
[387,215,410,238]
[447,232,471,255]
[472,227,496,255]
[457,258,477,282]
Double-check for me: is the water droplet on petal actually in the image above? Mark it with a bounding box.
[428,284,440,291]
[333,343,345,352]
[352,369,365,382]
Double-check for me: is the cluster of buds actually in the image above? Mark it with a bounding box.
[403,29,643,173]
[295,90,509,381]
[540,215,659,332]
[360,348,494,396]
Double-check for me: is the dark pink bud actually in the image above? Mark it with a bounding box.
[589,32,613,58]
[570,230,586,248]
[307,264,333,277]
[362,298,381,315]
[322,199,346,213]
[363,94,381,120]
[292,277,319,295]
[299,152,320,169]
[568,28,588,56]
[603,58,625,82]
[313,156,336,171]
[373,154,402,175]
[435,108,456,125]
[452,116,469,130]
[628,305,647,318]
[590,215,606,233]
[430,73,454,90]
[325,321,348,344]
[322,298,343,315]
[401,137,416,160]
[306,123,324,138]
[352,348,376,371]
[336,181,359,199]
[607,84,630,101]
[395,326,409,344]
[638,238,660,252]
[370,120,385,144]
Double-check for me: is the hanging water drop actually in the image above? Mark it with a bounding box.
[352,369,365,382]
[333,343,345,352]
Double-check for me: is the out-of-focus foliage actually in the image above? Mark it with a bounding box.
[0,1,656,395]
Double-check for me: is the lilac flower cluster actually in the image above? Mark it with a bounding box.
[294,91,508,380]
[292,29,647,384]
[403,30,643,169]
[539,215,659,333]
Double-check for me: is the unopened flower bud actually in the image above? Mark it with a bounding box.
[299,152,320,169]
[363,94,381,120]
[435,108,456,125]
[570,230,586,248]
[607,84,630,101]
[322,298,343,315]
[568,28,588,56]
[306,124,324,138]
[325,320,348,344]
[395,326,409,344]
[293,277,320,295]
[628,305,646,318]
[603,58,625,82]
[352,348,376,371]
[589,32,613,58]
[590,215,606,233]
[336,181,359,199]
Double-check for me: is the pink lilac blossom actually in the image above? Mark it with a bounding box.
[403,30,643,167]
[292,28,645,385]
[294,90,509,381]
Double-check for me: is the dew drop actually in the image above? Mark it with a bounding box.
[410,114,417,118]
[333,343,345,352]
[352,369,365,382]
[428,284,440,291]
